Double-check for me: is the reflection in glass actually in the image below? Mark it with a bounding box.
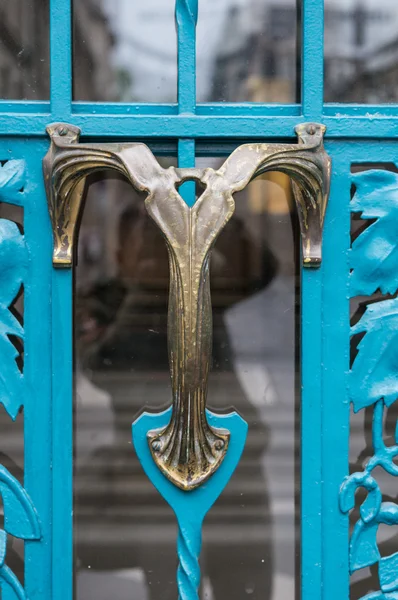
[325,0,398,103]
[73,0,177,102]
[74,161,299,599]
[197,1,299,102]
[73,0,298,104]
[0,0,49,100]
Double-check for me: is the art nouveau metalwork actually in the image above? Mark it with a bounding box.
[43,123,330,272]
[42,121,330,597]
[340,170,398,599]
[43,122,330,491]
[0,160,42,599]
[0,219,25,413]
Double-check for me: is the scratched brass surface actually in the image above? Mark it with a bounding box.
[43,123,330,490]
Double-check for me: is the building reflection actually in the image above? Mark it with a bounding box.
[209,4,297,103]
[2,0,398,104]
[209,1,398,104]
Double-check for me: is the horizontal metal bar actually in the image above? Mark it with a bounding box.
[1,100,398,118]
[0,101,298,118]
[0,102,301,120]
[73,102,301,116]
[2,107,398,138]
[7,101,398,118]
[0,114,301,138]
[2,115,398,139]
[196,104,301,116]
[0,101,51,113]
[323,104,398,116]
[73,102,178,115]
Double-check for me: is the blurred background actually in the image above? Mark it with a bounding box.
[72,161,299,600]
[2,0,398,103]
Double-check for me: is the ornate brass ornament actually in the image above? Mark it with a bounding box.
[43,122,331,490]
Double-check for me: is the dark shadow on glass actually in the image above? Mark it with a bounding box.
[0,0,49,100]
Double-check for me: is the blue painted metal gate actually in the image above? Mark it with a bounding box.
[0,0,397,599]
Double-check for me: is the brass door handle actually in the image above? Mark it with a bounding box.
[43,123,331,490]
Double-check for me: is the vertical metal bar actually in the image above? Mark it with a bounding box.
[24,144,53,600]
[301,2,325,597]
[49,0,73,596]
[176,0,198,205]
[50,0,72,118]
[178,139,196,205]
[51,269,73,600]
[322,147,350,600]
[301,267,323,600]
[176,0,197,114]
[301,0,324,119]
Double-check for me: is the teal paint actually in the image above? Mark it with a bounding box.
[340,169,398,599]
[51,269,73,600]
[351,170,398,296]
[23,139,53,600]
[321,151,351,600]
[0,465,41,540]
[176,0,197,114]
[176,0,197,205]
[50,0,72,117]
[132,408,248,599]
[0,158,42,599]
[0,160,26,204]
[1,555,30,600]
[4,109,398,138]
[350,298,398,411]
[301,267,323,600]
[0,219,27,419]
[302,0,324,118]
[0,465,41,599]
[178,138,196,205]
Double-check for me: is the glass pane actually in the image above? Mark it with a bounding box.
[0,0,49,99]
[325,0,398,103]
[198,1,299,103]
[74,161,178,599]
[199,159,299,598]
[74,159,299,599]
[73,1,177,102]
